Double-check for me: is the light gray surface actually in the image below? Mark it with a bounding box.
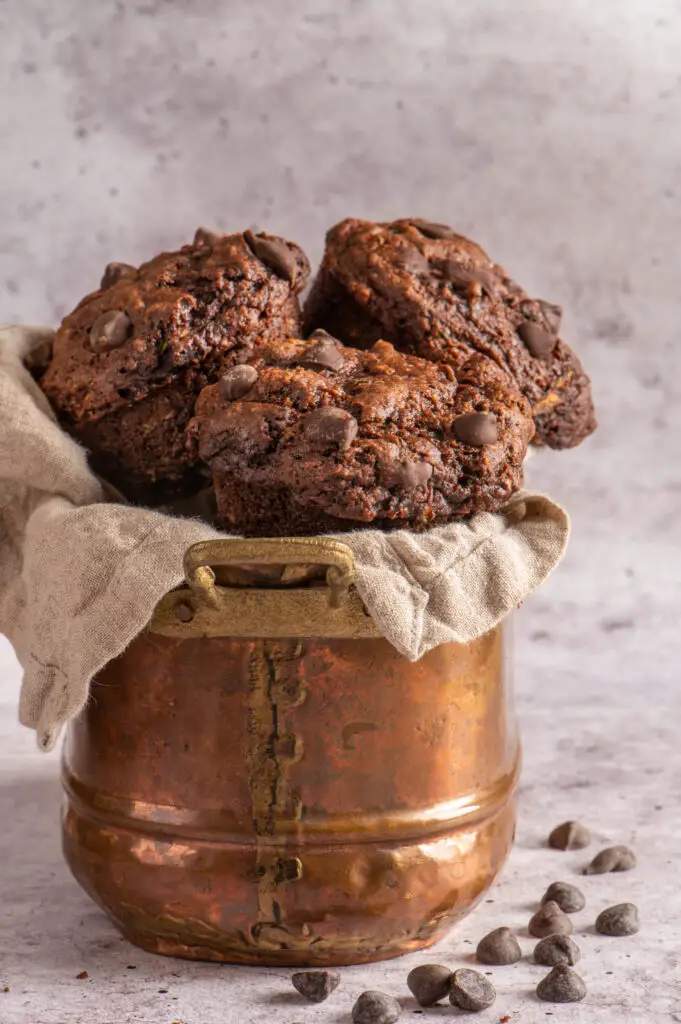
[1,1,680,1022]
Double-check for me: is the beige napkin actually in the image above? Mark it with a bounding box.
[0,325,569,751]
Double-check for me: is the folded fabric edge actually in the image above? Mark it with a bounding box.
[16,493,568,750]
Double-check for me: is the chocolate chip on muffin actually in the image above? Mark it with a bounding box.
[303,217,596,449]
[100,262,137,289]
[41,229,310,504]
[188,336,534,537]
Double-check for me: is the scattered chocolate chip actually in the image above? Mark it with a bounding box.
[537,300,563,336]
[534,934,581,967]
[529,901,573,939]
[301,331,345,371]
[193,226,223,246]
[410,220,456,240]
[476,926,522,965]
[585,845,636,874]
[518,320,555,358]
[174,601,194,623]
[449,969,496,1012]
[302,407,358,448]
[100,262,137,289]
[536,965,586,1004]
[380,457,433,489]
[89,310,132,352]
[352,990,402,1024]
[76,971,89,980]
[541,882,586,914]
[397,247,430,275]
[219,364,258,401]
[452,411,498,446]
[595,903,639,936]
[244,229,298,284]
[291,969,341,1003]
[407,964,452,1007]
[548,821,591,850]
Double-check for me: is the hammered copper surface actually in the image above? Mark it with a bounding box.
[62,541,518,966]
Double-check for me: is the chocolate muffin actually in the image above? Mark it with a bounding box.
[303,218,596,449]
[41,228,310,504]
[188,332,534,537]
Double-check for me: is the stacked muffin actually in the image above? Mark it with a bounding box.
[41,219,595,534]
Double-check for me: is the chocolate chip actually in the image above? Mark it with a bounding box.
[585,845,636,874]
[291,969,341,1003]
[443,261,475,288]
[100,262,137,289]
[301,331,346,371]
[476,926,521,965]
[219,364,258,401]
[595,903,639,936]
[538,300,563,336]
[380,457,433,489]
[548,821,591,850]
[452,411,498,446]
[536,965,587,1004]
[193,226,223,246]
[410,220,456,240]
[443,260,495,297]
[397,247,430,276]
[89,311,132,352]
[449,969,496,1012]
[174,601,195,623]
[529,901,574,938]
[352,991,401,1024]
[302,407,358,448]
[23,335,53,377]
[244,229,298,284]
[534,934,581,967]
[541,882,586,914]
[518,320,555,358]
[407,965,452,1007]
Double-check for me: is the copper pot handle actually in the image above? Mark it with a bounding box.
[183,537,357,610]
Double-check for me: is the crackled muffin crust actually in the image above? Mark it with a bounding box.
[41,228,310,504]
[189,332,534,536]
[303,217,595,449]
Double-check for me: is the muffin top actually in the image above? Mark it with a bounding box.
[303,217,595,449]
[42,228,310,426]
[189,332,534,530]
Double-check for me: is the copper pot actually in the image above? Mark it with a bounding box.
[62,537,519,966]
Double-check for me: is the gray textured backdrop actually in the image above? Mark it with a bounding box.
[1,5,680,1021]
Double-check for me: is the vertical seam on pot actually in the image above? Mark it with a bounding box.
[247,639,306,944]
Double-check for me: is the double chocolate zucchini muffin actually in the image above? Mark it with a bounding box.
[41,228,310,504]
[303,218,596,450]
[188,332,534,536]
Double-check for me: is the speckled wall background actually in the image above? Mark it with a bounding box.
[1,3,680,1022]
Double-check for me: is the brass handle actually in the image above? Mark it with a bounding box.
[184,537,357,610]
